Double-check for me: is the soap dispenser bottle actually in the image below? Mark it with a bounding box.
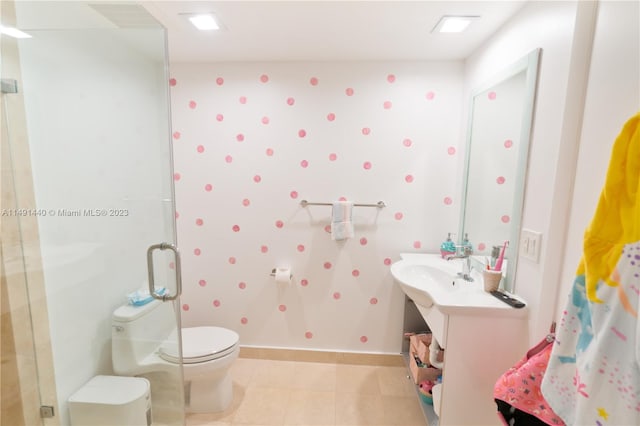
[440,233,456,259]
[462,233,473,253]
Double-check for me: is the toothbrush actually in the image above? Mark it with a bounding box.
[494,241,509,272]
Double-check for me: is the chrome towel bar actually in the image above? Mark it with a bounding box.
[300,200,386,208]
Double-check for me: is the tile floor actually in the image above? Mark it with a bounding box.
[186,357,427,426]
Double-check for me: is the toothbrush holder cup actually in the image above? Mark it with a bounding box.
[482,270,503,292]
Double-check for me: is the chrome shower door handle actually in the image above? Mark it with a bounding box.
[147,243,182,301]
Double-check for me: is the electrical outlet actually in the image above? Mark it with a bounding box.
[520,229,542,262]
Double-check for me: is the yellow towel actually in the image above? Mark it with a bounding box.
[580,112,640,303]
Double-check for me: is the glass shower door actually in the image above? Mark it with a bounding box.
[1,2,184,425]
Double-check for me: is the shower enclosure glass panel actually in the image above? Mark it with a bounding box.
[1,2,184,425]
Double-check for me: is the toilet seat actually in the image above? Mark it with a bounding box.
[159,327,239,364]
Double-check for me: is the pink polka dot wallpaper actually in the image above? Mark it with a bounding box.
[170,62,462,352]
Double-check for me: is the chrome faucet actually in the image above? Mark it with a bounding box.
[446,245,474,281]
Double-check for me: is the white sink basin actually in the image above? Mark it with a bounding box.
[390,253,527,316]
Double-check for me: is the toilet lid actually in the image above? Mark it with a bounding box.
[159,327,239,364]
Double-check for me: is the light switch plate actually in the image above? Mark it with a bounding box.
[521,228,542,262]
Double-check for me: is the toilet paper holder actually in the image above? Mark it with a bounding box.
[270,268,292,279]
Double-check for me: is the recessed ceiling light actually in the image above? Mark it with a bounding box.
[186,14,220,31]
[432,16,479,33]
[0,25,32,39]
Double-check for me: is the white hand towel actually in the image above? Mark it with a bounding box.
[331,201,354,241]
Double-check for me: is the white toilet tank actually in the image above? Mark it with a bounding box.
[112,299,177,375]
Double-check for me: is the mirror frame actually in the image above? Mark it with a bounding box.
[459,48,541,293]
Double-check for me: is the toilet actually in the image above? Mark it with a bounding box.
[112,299,239,413]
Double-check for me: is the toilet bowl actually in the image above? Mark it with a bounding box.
[112,299,239,413]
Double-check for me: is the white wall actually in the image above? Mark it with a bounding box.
[170,61,463,353]
[464,0,581,345]
[18,29,174,424]
[556,0,640,318]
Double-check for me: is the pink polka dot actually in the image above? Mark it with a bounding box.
[305,331,313,339]
[384,258,392,266]
[387,74,396,83]
[338,196,347,201]
[345,87,354,96]
[425,91,435,100]
[444,197,453,205]
[266,148,274,156]
[238,282,246,289]
[310,77,319,86]
[216,77,224,86]
[383,101,392,109]
[501,215,511,223]
[324,262,332,269]
[228,257,236,264]
[216,114,224,122]
[194,248,201,256]
[169,262,175,270]
[182,304,190,311]
[327,113,336,121]
[239,96,247,104]
[360,237,368,246]
[225,155,233,163]
[324,225,331,233]
[290,191,298,199]
[413,241,422,249]
[488,91,497,100]
[204,184,213,192]
[172,131,181,140]
[447,146,456,155]
[363,161,372,170]
[361,127,371,135]
[329,153,337,161]
[286,97,295,106]
[175,212,180,219]
[395,212,404,220]
[199,279,207,287]
[240,317,248,325]
[195,218,204,226]
[504,139,513,148]
[189,100,197,109]
[300,279,309,287]
[275,220,284,228]
[213,299,221,307]
[261,116,270,125]
[333,292,341,300]
[297,244,305,252]
[298,129,307,138]
[405,175,414,183]
[236,133,245,142]
[169,78,177,86]
[477,243,486,251]
[403,138,412,147]
[352,269,360,277]
[370,297,378,305]
[253,175,262,183]
[173,173,181,181]
[300,160,309,168]
[260,245,268,253]
[260,74,269,83]
[196,145,205,153]
[242,198,250,206]
[360,336,368,343]
[496,176,506,185]
[278,304,287,312]
[232,225,240,232]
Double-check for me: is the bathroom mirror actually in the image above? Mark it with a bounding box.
[459,49,540,292]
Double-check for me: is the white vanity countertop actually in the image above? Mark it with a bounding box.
[396,253,528,317]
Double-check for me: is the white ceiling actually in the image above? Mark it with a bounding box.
[10,1,527,63]
[143,1,528,62]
